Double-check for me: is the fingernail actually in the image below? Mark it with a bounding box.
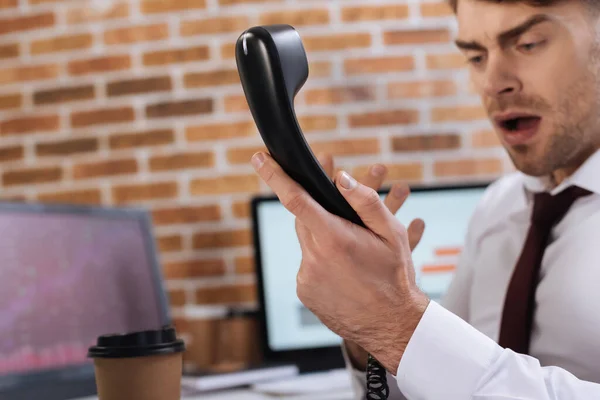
[251,152,265,170]
[371,164,385,177]
[339,171,356,190]
[393,185,408,198]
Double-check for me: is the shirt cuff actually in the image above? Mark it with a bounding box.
[395,300,502,399]
[340,341,367,397]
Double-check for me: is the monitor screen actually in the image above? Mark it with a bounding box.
[253,185,487,353]
[0,204,168,379]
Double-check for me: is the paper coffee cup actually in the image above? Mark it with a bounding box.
[87,326,185,400]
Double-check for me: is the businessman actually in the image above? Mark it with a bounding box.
[251,0,600,398]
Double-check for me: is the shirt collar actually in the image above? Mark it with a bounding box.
[519,148,600,200]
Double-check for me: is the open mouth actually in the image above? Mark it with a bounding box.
[497,115,541,132]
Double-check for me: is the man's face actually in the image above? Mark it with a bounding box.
[455,0,600,178]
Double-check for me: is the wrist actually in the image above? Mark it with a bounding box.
[358,290,430,374]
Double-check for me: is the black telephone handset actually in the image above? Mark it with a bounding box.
[235,24,389,400]
[234,24,365,228]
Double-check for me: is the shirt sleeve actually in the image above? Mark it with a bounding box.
[340,342,408,399]
[396,300,600,399]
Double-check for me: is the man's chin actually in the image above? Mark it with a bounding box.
[505,147,551,177]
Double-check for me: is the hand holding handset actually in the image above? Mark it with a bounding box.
[234,24,365,228]
[235,24,388,400]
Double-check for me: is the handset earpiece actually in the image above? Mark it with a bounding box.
[235,24,365,227]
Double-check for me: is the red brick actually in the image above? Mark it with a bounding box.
[66,2,129,25]
[33,85,95,105]
[259,9,329,26]
[3,166,62,187]
[104,23,169,45]
[163,259,225,279]
[186,121,256,141]
[431,105,487,122]
[190,175,259,195]
[219,0,281,4]
[31,33,93,55]
[421,1,453,17]
[224,95,249,113]
[36,138,98,156]
[146,99,213,118]
[0,64,59,85]
[384,29,451,45]
[1,114,59,136]
[388,80,457,98]
[341,5,409,21]
[0,43,19,59]
[149,151,215,171]
[235,256,254,274]
[158,234,184,253]
[184,69,239,88]
[109,129,175,150]
[68,55,131,76]
[141,0,206,14]
[37,188,102,205]
[0,12,55,36]
[73,159,138,179]
[352,163,423,183]
[344,56,414,75]
[107,76,172,97]
[181,16,250,36]
[348,110,419,127]
[192,229,252,249]
[167,289,186,307]
[112,182,179,204]
[152,204,221,225]
[0,145,24,163]
[391,134,461,152]
[0,93,22,110]
[71,106,135,128]
[0,0,17,8]
[143,45,209,66]
[472,129,501,148]
[426,53,466,69]
[195,283,256,305]
[305,85,376,105]
[303,33,372,52]
[434,158,503,177]
[232,201,250,219]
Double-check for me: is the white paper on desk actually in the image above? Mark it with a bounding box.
[251,368,352,395]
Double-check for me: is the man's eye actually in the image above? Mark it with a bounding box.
[468,55,484,65]
[519,41,544,52]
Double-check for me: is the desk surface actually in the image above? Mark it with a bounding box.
[74,389,355,400]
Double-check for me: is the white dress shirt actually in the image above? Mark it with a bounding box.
[343,148,600,399]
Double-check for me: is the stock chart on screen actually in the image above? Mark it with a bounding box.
[0,208,164,377]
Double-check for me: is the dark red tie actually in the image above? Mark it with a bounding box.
[498,185,592,354]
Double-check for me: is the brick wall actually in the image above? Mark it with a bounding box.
[0,0,511,370]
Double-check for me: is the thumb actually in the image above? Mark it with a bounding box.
[335,170,397,240]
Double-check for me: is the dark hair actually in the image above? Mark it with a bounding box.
[448,0,596,13]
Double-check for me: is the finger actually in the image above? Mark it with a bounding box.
[317,153,334,179]
[407,218,425,250]
[334,170,397,240]
[295,217,314,251]
[358,164,387,190]
[252,152,328,232]
[383,183,410,215]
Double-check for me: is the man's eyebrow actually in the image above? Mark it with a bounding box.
[454,14,552,51]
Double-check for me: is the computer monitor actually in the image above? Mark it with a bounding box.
[0,201,171,400]
[250,183,489,372]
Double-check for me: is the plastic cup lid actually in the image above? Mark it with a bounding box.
[87,326,185,359]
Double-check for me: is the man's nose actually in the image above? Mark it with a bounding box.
[482,55,521,98]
